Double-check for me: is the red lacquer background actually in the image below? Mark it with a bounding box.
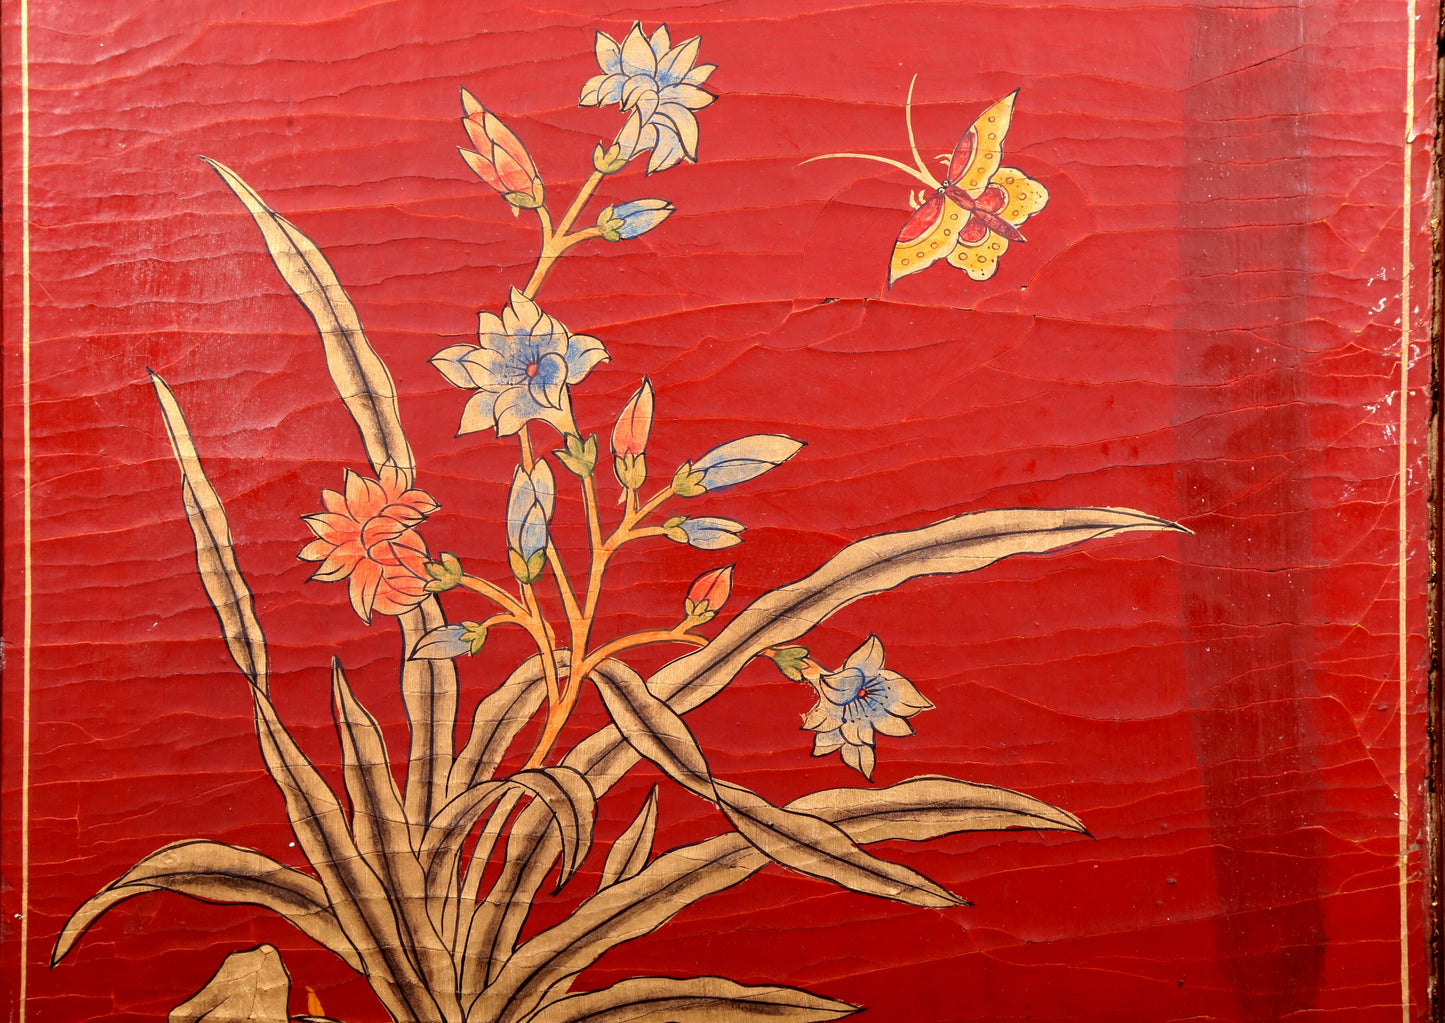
[1,1,1436,1021]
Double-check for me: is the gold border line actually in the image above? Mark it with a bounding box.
[20,0,32,1017]
[1398,0,1416,1019]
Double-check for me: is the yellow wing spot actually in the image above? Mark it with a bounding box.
[916,250,926,258]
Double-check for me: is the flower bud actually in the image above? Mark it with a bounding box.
[598,199,674,242]
[612,380,654,458]
[664,516,746,550]
[459,89,544,207]
[684,565,733,619]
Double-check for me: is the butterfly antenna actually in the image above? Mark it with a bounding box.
[904,74,926,178]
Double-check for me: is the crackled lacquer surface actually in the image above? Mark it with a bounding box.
[1,2,1436,1022]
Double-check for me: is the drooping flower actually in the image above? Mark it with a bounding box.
[299,465,438,623]
[458,90,544,210]
[431,288,609,437]
[804,637,933,779]
[684,564,733,620]
[506,461,555,583]
[580,23,716,173]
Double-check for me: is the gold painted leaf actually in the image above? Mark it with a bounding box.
[597,786,658,892]
[526,976,858,1023]
[423,767,594,897]
[399,599,459,835]
[151,373,268,692]
[447,654,556,800]
[202,158,457,830]
[461,508,1173,994]
[330,661,459,1020]
[490,775,1084,1020]
[592,660,958,909]
[170,945,290,1023]
[201,157,413,481]
[52,841,358,972]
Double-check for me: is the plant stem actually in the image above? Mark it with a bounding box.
[522,171,606,299]
[458,575,527,617]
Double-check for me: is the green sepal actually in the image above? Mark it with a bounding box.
[615,452,647,490]
[672,462,707,497]
[555,433,598,477]
[461,620,489,655]
[423,551,464,592]
[662,515,688,543]
[509,549,547,584]
[594,142,628,175]
[769,645,811,682]
[505,179,546,210]
[597,204,625,242]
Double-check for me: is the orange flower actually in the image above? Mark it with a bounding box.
[299,465,439,622]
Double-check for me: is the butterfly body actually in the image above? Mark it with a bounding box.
[889,92,1048,285]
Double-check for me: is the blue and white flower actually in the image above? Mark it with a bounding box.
[804,636,932,779]
[431,288,608,437]
[580,23,716,173]
[506,461,555,583]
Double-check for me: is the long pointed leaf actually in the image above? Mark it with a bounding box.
[448,656,551,801]
[486,776,1085,1021]
[331,661,460,1020]
[591,660,957,908]
[597,787,658,892]
[400,600,460,831]
[463,507,1178,990]
[204,157,459,832]
[525,976,857,1023]
[252,690,436,1023]
[52,840,359,971]
[151,372,268,691]
[151,371,422,1019]
[201,157,412,479]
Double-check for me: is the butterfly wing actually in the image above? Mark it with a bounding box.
[889,192,969,284]
[947,92,1018,198]
[947,167,1049,281]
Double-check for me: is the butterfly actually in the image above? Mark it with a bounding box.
[888,92,1048,285]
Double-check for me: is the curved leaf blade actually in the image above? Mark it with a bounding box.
[330,661,459,1019]
[597,786,658,892]
[52,840,359,971]
[201,157,413,479]
[490,775,1085,1019]
[447,654,557,801]
[526,976,857,1023]
[151,372,268,691]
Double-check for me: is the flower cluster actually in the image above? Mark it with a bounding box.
[582,23,716,173]
[805,637,933,779]
[299,465,438,622]
[313,32,933,783]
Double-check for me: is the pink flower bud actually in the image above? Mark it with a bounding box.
[687,564,733,612]
[458,90,541,201]
[611,378,654,457]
